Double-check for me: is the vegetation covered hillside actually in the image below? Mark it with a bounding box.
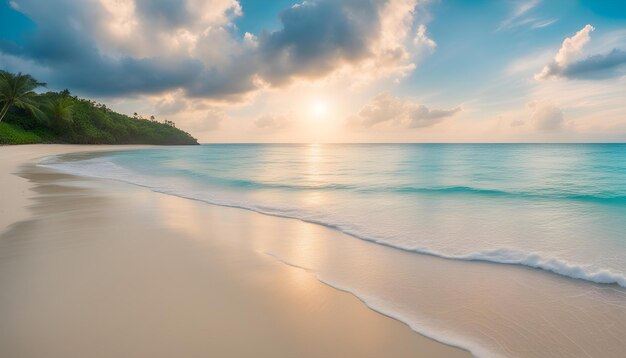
[0,71,198,145]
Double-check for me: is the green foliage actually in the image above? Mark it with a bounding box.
[0,71,46,123]
[0,70,198,145]
[43,96,74,133]
[0,122,43,144]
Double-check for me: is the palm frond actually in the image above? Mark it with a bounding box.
[0,71,46,122]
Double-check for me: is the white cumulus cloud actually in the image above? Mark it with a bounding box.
[533,25,626,80]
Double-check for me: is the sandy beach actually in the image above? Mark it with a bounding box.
[0,145,468,358]
[3,1,626,356]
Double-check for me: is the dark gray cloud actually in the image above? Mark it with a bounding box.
[185,59,259,99]
[538,48,626,80]
[1,0,204,95]
[257,0,381,85]
[562,48,626,79]
[1,0,401,99]
[135,0,190,28]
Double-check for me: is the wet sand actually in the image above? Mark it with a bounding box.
[0,145,468,358]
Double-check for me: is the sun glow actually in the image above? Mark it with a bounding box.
[299,95,343,142]
[311,99,330,118]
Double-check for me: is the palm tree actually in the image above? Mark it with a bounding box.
[44,97,74,131]
[0,71,46,122]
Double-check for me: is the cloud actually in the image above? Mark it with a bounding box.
[179,108,225,132]
[498,0,555,31]
[202,110,225,131]
[134,0,191,29]
[350,93,460,129]
[1,0,219,95]
[256,0,379,85]
[530,18,558,29]
[500,0,540,27]
[254,113,292,130]
[154,94,189,115]
[407,104,461,128]
[413,24,436,52]
[510,119,525,127]
[1,0,425,100]
[528,101,565,131]
[560,48,626,79]
[536,25,626,80]
[554,24,595,67]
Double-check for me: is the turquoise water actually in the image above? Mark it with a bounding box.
[45,144,626,287]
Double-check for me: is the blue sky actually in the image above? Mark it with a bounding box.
[405,1,626,98]
[1,0,626,142]
[236,0,294,33]
[0,1,35,43]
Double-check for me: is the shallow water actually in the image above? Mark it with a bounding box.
[43,144,626,287]
[41,144,626,357]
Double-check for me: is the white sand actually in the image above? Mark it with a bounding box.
[0,145,153,233]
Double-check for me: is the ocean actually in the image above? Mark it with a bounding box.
[42,143,626,357]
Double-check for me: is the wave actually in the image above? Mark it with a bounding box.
[390,185,626,204]
[169,170,626,203]
[87,157,626,204]
[39,155,626,289]
[458,249,626,287]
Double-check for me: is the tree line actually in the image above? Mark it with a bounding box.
[0,71,198,145]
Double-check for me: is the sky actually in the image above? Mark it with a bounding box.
[1,0,626,143]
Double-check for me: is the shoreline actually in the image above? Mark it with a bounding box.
[0,145,155,234]
[0,145,469,358]
[4,145,626,357]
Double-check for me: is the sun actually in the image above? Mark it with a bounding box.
[311,99,329,118]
